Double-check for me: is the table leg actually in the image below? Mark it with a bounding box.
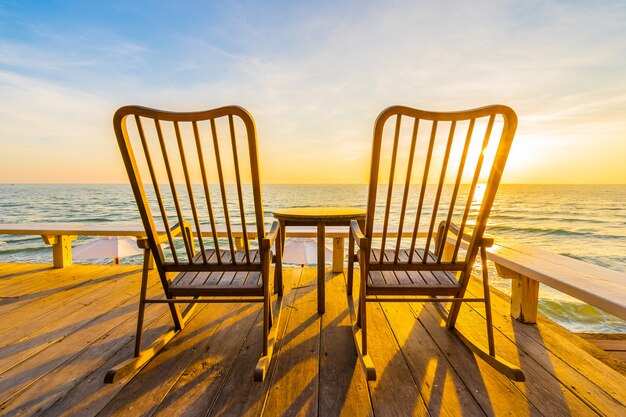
[332,237,344,273]
[275,220,286,293]
[317,222,325,314]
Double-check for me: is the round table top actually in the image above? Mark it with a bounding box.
[272,207,366,221]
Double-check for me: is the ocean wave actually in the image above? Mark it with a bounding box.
[558,253,626,270]
[490,214,606,224]
[0,246,49,256]
[489,225,594,237]
[539,299,626,333]
[488,225,626,241]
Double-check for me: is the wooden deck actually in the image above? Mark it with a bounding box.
[0,263,624,417]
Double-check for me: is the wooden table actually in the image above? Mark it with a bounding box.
[272,207,366,314]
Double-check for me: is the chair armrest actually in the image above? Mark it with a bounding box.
[442,221,495,248]
[137,221,190,249]
[262,220,280,250]
[350,220,368,249]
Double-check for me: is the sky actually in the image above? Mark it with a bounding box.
[0,0,625,184]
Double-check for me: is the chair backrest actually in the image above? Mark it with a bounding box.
[114,105,265,272]
[364,105,517,272]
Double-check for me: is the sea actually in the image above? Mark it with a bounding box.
[0,184,625,334]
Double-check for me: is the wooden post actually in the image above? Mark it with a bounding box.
[317,222,325,314]
[495,264,539,324]
[235,236,245,251]
[511,275,539,323]
[332,237,344,273]
[146,251,155,270]
[41,234,77,268]
[441,241,455,262]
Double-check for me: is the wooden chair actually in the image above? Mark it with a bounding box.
[347,105,524,382]
[105,105,283,383]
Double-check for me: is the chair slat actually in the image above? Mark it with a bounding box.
[397,250,427,285]
[379,115,402,262]
[135,116,178,264]
[243,250,262,286]
[192,121,222,264]
[394,119,419,263]
[423,121,456,262]
[409,121,437,263]
[174,121,207,263]
[452,115,495,264]
[437,119,475,263]
[210,118,237,263]
[154,119,193,262]
[229,115,251,263]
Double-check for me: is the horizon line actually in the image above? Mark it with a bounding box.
[1,182,626,186]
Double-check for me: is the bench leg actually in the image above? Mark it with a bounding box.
[511,275,539,324]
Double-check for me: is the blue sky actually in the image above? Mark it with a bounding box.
[1,0,625,183]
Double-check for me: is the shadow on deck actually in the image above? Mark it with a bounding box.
[0,263,624,416]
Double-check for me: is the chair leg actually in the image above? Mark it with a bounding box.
[481,246,496,356]
[274,230,284,296]
[134,248,151,357]
[347,234,355,295]
[254,248,284,381]
[273,220,285,296]
[346,261,376,381]
[262,258,270,357]
[268,290,274,328]
[445,280,466,330]
[360,274,367,355]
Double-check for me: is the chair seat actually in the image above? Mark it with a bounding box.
[169,249,264,297]
[364,248,461,296]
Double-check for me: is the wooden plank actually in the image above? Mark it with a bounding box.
[363,297,430,416]
[0,223,420,238]
[0,263,101,297]
[380,302,486,417]
[0,268,145,375]
[0,268,143,347]
[585,339,626,351]
[0,268,157,404]
[262,267,321,416]
[319,271,373,417]
[415,302,542,417]
[148,301,264,417]
[318,222,325,314]
[457,281,621,415]
[0,265,123,317]
[95,303,239,417]
[579,337,626,362]
[0,264,54,285]
[0,264,624,417]
[203,268,302,417]
[1,277,168,417]
[449,303,599,416]
[464,278,626,411]
[32,312,174,417]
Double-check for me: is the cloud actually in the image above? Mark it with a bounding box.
[0,0,625,183]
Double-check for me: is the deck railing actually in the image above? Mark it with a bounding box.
[1,223,625,325]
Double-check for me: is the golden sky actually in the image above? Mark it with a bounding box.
[0,1,625,184]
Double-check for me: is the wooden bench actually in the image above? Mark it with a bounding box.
[0,223,372,271]
[3,223,624,326]
[487,240,626,323]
